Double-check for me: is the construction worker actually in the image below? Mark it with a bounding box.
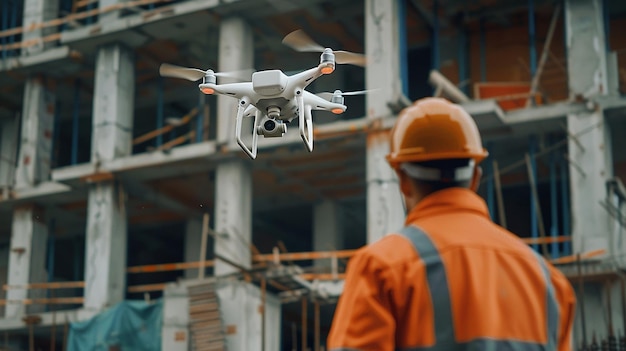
[327,97,576,351]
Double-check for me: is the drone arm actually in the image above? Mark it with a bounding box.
[200,82,254,99]
[302,91,347,113]
[288,66,324,91]
[235,97,259,159]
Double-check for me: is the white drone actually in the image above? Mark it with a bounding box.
[159,29,368,159]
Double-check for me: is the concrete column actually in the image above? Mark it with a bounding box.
[313,200,343,269]
[214,17,254,276]
[161,282,190,351]
[5,205,48,317]
[216,280,282,351]
[184,218,202,279]
[14,77,55,190]
[365,0,406,244]
[91,44,135,163]
[0,115,19,194]
[99,0,123,23]
[216,17,254,147]
[21,0,60,56]
[83,43,134,311]
[213,18,281,350]
[564,0,613,256]
[83,182,127,311]
[214,160,252,276]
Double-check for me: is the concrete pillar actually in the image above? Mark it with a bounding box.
[564,1,623,347]
[0,115,19,195]
[83,43,134,311]
[216,17,254,147]
[214,17,254,276]
[365,0,406,243]
[213,17,281,350]
[5,205,48,317]
[98,0,122,23]
[313,200,343,269]
[14,77,55,190]
[214,160,252,276]
[184,218,202,279]
[216,280,282,351]
[161,282,190,351]
[21,0,60,56]
[564,0,613,256]
[91,44,135,163]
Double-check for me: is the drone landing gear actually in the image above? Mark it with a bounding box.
[235,98,259,160]
[296,90,314,152]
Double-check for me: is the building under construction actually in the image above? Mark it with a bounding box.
[0,0,626,350]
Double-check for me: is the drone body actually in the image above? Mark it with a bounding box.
[159,30,367,159]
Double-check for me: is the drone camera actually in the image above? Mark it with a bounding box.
[257,117,287,138]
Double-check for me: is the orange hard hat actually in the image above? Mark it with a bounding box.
[386,97,488,169]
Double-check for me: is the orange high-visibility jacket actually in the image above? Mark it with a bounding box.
[327,188,576,351]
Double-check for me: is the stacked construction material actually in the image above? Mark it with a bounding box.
[188,282,226,351]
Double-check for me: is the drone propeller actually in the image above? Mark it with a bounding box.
[159,63,253,82]
[316,89,376,101]
[282,30,366,67]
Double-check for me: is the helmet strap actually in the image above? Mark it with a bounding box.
[400,160,475,182]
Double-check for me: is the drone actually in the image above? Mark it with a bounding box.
[158,29,369,160]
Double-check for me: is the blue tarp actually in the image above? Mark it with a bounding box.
[68,300,163,351]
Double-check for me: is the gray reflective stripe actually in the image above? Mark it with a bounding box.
[398,225,560,351]
[399,225,455,349]
[533,251,560,349]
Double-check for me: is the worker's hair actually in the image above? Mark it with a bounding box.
[407,158,473,195]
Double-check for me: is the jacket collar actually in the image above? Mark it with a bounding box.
[405,187,491,224]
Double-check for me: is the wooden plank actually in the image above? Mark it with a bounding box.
[0,297,84,306]
[127,283,166,293]
[133,107,197,145]
[0,0,174,39]
[3,281,85,290]
[551,249,607,265]
[253,249,358,262]
[126,259,214,273]
[299,273,347,281]
[520,236,571,245]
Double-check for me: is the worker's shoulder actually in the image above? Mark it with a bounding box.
[354,233,418,268]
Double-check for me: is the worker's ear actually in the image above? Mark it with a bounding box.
[396,169,414,196]
[469,166,482,192]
